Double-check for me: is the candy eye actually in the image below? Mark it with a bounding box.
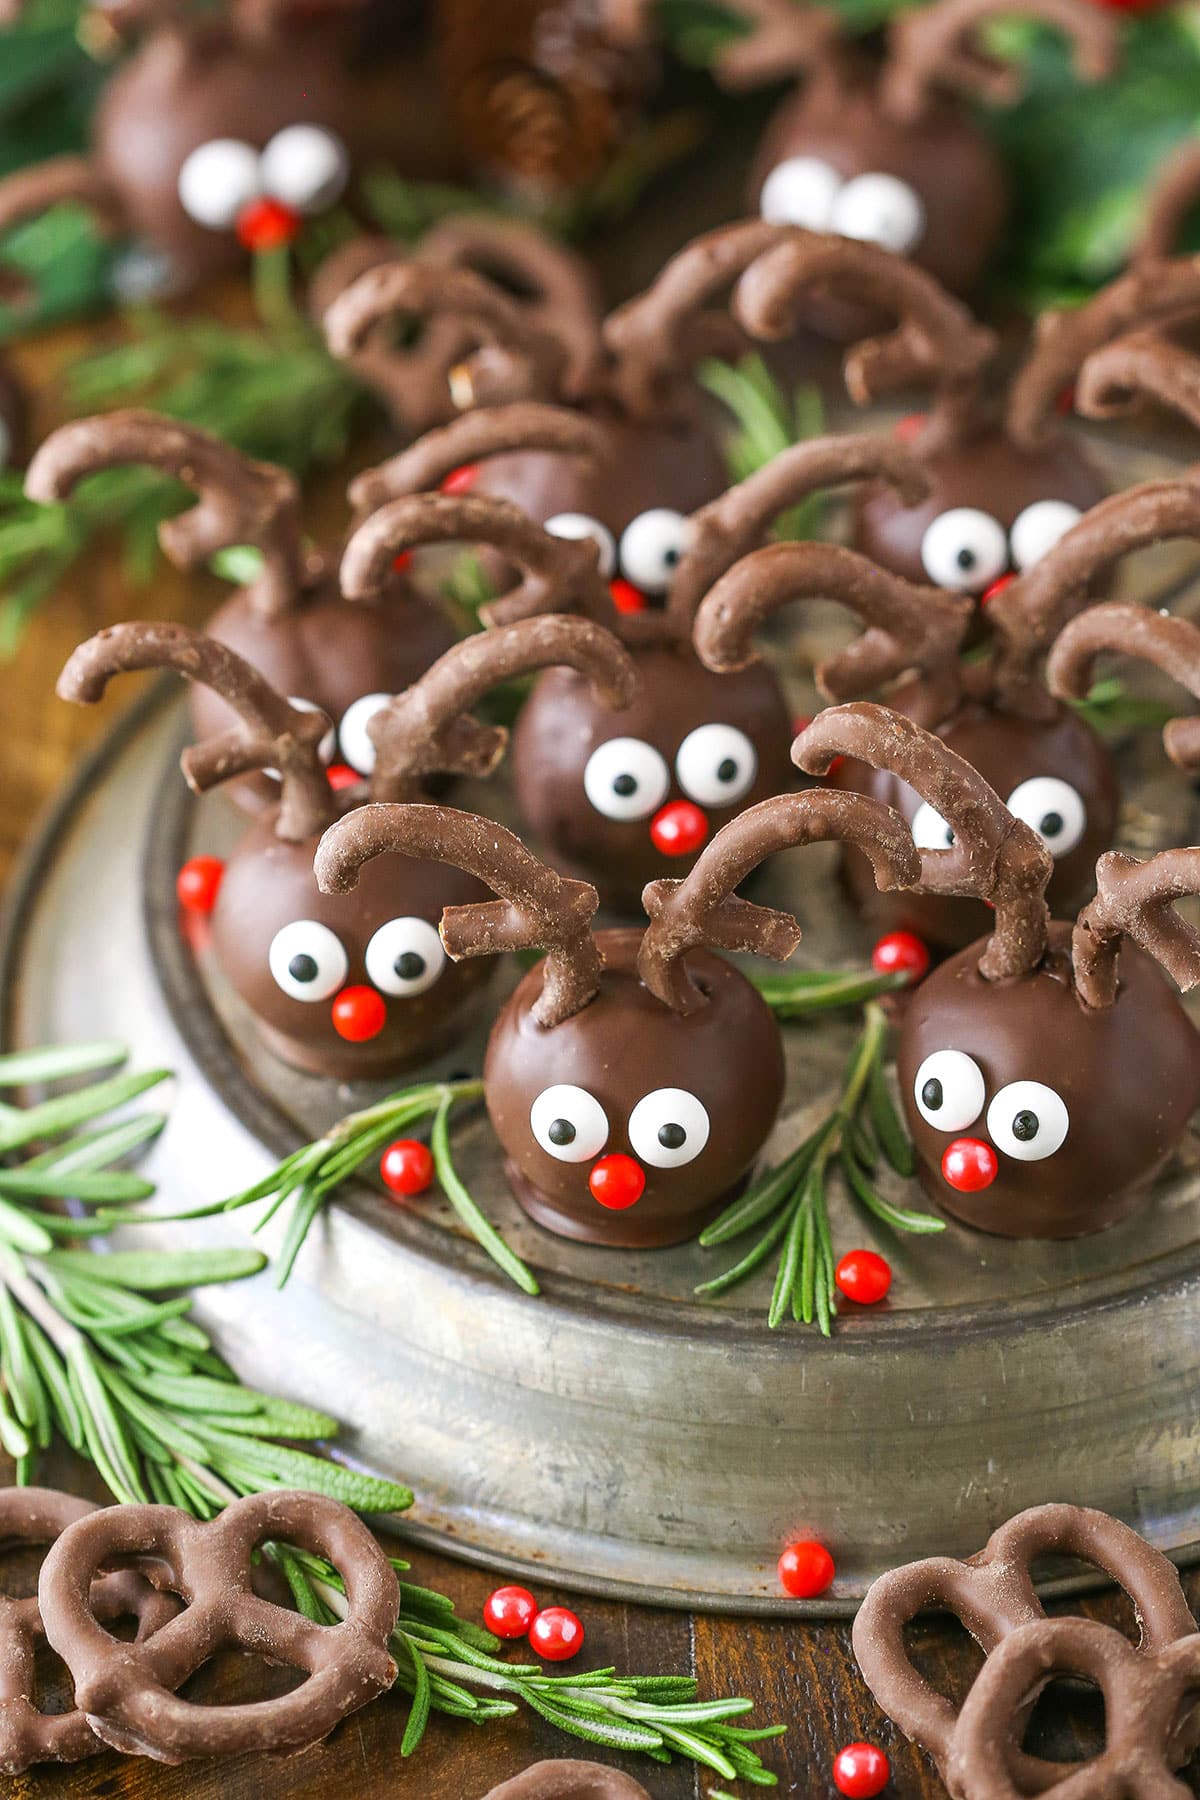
[544,513,616,579]
[911,801,956,851]
[830,172,925,255]
[289,697,335,764]
[920,508,1008,593]
[268,920,348,1001]
[675,723,757,808]
[177,138,262,229]
[619,510,692,594]
[986,1080,1069,1162]
[530,1085,609,1163]
[1008,499,1083,571]
[259,124,349,213]
[583,737,671,821]
[338,692,392,776]
[759,156,841,229]
[1005,777,1086,857]
[627,1088,710,1169]
[364,917,445,997]
[913,1050,986,1132]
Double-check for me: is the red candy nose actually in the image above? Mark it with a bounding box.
[588,1154,646,1210]
[237,196,301,251]
[981,572,1015,607]
[609,577,647,615]
[440,463,479,495]
[331,986,387,1043]
[941,1137,998,1192]
[650,799,708,857]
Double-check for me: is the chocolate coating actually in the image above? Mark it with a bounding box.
[191,567,458,815]
[484,928,785,1247]
[896,921,1200,1237]
[852,429,1106,592]
[833,692,1119,948]
[210,817,493,1079]
[511,642,796,913]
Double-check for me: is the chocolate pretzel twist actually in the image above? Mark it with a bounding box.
[793,703,1053,981]
[316,803,602,1027]
[1073,847,1200,1010]
[639,788,919,1014]
[482,1763,654,1800]
[1047,601,1200,771]
[706,0,844,90]
[57,621,335,841]
[38,1490,399,1763]
[0,1488,177,1774]
[880,0,1117,125]
[26,410,306,621]
[852,1502,1199,1793]
[1135,142,1200,266]
[1074,330,1200,437]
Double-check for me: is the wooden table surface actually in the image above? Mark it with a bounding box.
[1,311,1198,1800]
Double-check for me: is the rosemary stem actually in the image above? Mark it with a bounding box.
[0,1246,83,1359]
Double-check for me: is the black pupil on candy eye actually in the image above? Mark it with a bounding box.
[956,547,977,572]
[395,952,426,981]
[658,1123,686,1149]
[1040,812,1064,838]
[288,953,319,984]
[664,547,680,568]
[549,1118,576,1146]
[613,773,638,797]
[717,758,738,784]
[922,1078,943,1112]
[1012,1110,1039,1142]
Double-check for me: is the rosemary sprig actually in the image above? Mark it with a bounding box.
[699,353,825,531]
[750,963,911,1018]
[105,1077,539,1298]
[0,1041,412,1514]
[696,1002,943,1332]
[1068,676,1179,737]
[273,1546,785,1782]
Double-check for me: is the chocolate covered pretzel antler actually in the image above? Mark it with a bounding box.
[482,1763,654,1800]
[1134,143,1200,267]
[1048,601,1200,771]
[38,1490,399,1763]
[0,1488,177,1774]
[704,0,843,90]
[794,703,1052,980]
[26,411,305,620]
[317,804,602,1026]
[1073,847,1200,1010]
[880,0,1116,125]
[852,1502,1199,1794]
[639,787,919,1013]
[1074,329,1200,436]
[57,621,334,840]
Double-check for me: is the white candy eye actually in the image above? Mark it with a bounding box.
[259,124,349,213]
[583,737,670,821]
[364,917,445,997]
[1009,499,1083,572]
[920,508,1008,593]
[268,920,348,1001]
[1005,777,1086,857]
[675,723,757,808]
[759,156,841,229]
[530,1085,609,1163]
[544,513,616,579]
[830,172,925,255]
[986,1080,1069,1162]
[289,697,335,765]
[913,1050,986,1132]
[911,801,956,852]
[627,1088,710,1169]
[338,692,392,776]
[177,138,262,229]
[619,509,692,594]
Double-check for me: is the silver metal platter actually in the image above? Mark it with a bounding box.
[3,430,1200,1618]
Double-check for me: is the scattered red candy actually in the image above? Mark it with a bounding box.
[588,1153,645,1210]
[392,550,413,573]
[440,462,480,496]
[893,412,927,443]
[833,1741,891,1797]
[609,577,647,615]
[237,196,300,251]
[330,985,387,1043]
[778,1539,835,1599]
[871,930,929,985]
[649,799,708,857]
[529,1606,584,1661]
[380,1139,434,1199]
[176,855,225,915]
[941,1137,998,1193]
[483,1585,538,1639]
[981,572,1015,607]
[835,1249,892,1306]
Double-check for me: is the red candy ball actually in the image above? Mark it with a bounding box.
[609,577,646,615]
[331,985,387,1043]
[483,1585,537,1639]
[326,763,361,792]
[530,1606,585,1661]
[588,1154,645,1210]
[871,930,929,985]
[649,799,708,857]
[440,462,480,496]
[176,855,225,915]
[778,1539,835,1599]
[835,1249,892,1306]
[941,1137,998,1193]
[380,1139,434,1199]
[833,1742,891,1797]
[237,196,300,251]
